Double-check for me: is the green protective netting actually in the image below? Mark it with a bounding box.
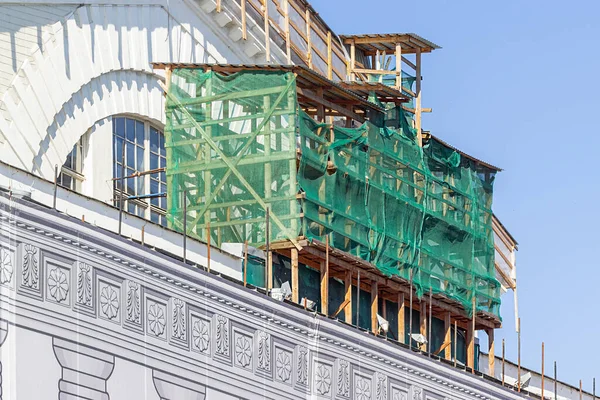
[165,68,301,245]
[165,68,501,318]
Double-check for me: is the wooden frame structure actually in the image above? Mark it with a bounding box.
[340,33,440,147]
[155,61,512,372]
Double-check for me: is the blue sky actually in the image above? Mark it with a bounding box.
[313,0,600,390]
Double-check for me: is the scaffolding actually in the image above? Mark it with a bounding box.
[157,62,502,371]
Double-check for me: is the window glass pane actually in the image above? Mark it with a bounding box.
[159,134,165,157]
[160,156,166,169]
[136,120,145,145]
[137,175,145,194]
[150,153,158,170]
[114,117,125,138]
[126,118,135,142]
[128,202,136,214]
[160,171,166,183]
[136,146,144,171]
[151,211,159,224]
[136,205,145,218]
[150,179,159,206]
[150,127,159,153]
[126,143,135,169]
[127,169,135,194]
[114,137,124,162]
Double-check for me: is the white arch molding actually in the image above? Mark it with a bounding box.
[0,2,251,179]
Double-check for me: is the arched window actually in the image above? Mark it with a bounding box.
[113,116,167,226]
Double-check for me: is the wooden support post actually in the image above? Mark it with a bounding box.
[321,261,329,315]
[371,280,378,334]
[466,319,474,371]
[320,236,329,315]
[216,0,221,12]
[263,0,270,62]
[291,247,298,303]
[395,43,402,89]
[356,271,360,326]
[305,9,312,68]
[444,313,451,360]
[241,0,247,40]
[580,380,583,400]
[350,41,356,81]
[327,31,332,80]
[397,292,405,344]
[283,0,291,63]
[419,300,427,343]
[488,328,495,377]
[344,270,352,323]
[415,48,422,147]
[428,288,432,353]
[468,295,476,372]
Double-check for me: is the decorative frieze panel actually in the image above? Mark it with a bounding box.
[0,202,529,400]
[124,280,142,331]
[98,278,121,323]
[191,314,210,355]
[75,262,94,313]
[18,243,40,296]
[274,346,292,385]
[233,330,253,370]
[146,297,168,340]
[213,314,230,362]
[0,245,14,289]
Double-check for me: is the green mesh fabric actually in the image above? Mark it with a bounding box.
[165,68,501,318]
[165,68,301,245]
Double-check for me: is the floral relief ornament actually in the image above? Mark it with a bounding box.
[315,364,332,395]
[275,350,291,382]
[235,336,252,367]
[192,319,210,352]
[172,298,186,340]
[356,376,372,400]
[0,248,13,284]
[215,315,229,356]
[393,391,407,400]
[100,285,119,319]
[297,346,308,385]
[47,268,68,302]
[148,303,166,336]
[257,331,271,371]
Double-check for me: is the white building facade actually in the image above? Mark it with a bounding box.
[0,0,581,399]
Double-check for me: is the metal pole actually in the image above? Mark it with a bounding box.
[428,287,432,354]
[118,144,126,235]
[356,271,360,327]
[265,207,270,290]
[207,220,211,273]
[502,338,505,385]
[243,240,249,287]
[542,342,545,399]
[182,190,187,264]
[518,317,521,392]
[554,361,557,400]
[409,269,413,349]
[453,321,457,367]
[53,164,58,209]
[593,377,596,400]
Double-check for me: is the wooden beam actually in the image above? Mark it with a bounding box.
[291,247,299,303]
[371,280,378,334]
[283,0,291,63]
[488,328,495,376]
[444,312,452,360]
[350,41,356,81]
[419,300,427,345]
[320,257,329,315]
[327,31,333,79]
[263,0,270,62]
[398,292,405,344]
[344,269,352,323]
[395,42,402,89]
[241,0,247,40]
[415,48,422,147]
[297,88,365,123]
[305,9,312,68]
[401,56,416,70]
[467,297,475,370]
